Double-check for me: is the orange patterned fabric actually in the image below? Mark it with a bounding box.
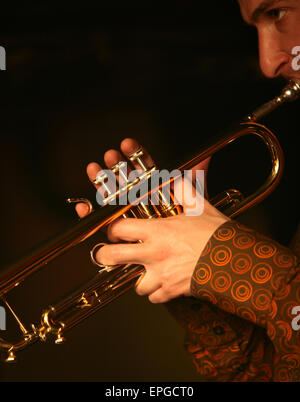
[167,220,300,381]
[166,296,276,381]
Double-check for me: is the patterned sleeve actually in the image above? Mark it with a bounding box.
[165,296,276,381]
[190,220,300,381]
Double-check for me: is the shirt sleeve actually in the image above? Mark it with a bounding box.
[190,220,300,381]
[165,296,276,381]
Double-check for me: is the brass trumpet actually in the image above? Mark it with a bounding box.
[1,81,299,362]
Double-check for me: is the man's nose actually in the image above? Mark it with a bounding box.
[258,28,290,78]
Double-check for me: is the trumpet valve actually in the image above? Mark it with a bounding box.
[129,148,148,171]
[111,161,131,184]
[93,171,112,195]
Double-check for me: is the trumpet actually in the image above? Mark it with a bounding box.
[1,81,299,363]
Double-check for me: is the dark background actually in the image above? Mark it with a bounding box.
[0,1,299,381]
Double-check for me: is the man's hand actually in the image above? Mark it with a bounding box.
[76,138,229,303]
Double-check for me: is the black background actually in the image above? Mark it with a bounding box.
[0,1,299,381]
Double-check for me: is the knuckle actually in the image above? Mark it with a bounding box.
[108,220,121,237]
[153,247,169,262]
[135,275,149,297]
[156,219,171,232]
[107,225,117,242]
[109,217,131,239]
[135,285,145,296]
[161,267,171,284]
[148,294,159,304]
[161,279,175,299]
[149,292,167,304]
[161,285,172,298]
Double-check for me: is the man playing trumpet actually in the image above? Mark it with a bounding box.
[76,0,300,381]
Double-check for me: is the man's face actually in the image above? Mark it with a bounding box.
[238,0,300,82]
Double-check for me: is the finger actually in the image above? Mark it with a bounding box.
[90,160,120,202]
[148,288,169,304]
[135,272,161,296]
[120,138,156,171]
[72,162,103,217]
[75,203,91,218]
[86,162,103,190]
[96,242,150,266]
[107,217,149,243]
[104,149,124,169]
[104,148,134,188]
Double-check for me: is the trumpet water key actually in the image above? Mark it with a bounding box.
[0,81,299,362]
